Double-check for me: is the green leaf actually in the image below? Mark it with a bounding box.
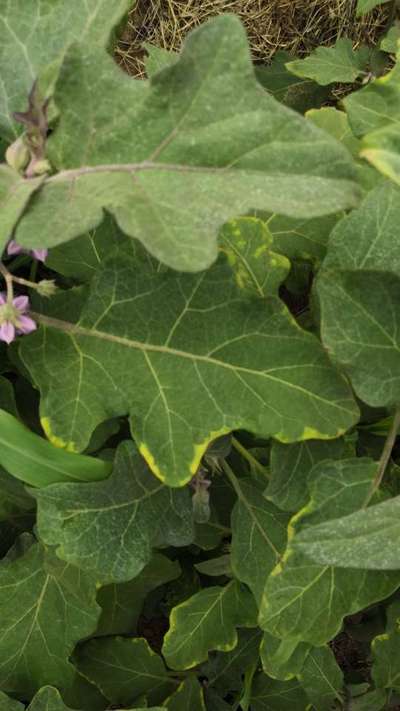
[317,269,400,409]
[19,254,359,487]
[298,646,343,711]
[348,689,388,710]
[255,51,330,113]
[266,438,347,512]
[323,181,400,275]
[251,674,308,710]
[144,44,176,77]
[202,629,262,694]
[260,633,310,681]
[0,0,131,141]
[0,409,112,487]
[33,442,193,582]
[0,690,23,710]
[0,376,18,417]
[381,22,400,53]
[0,534,99,698]
[228,473,289,604]
[194,554,232,577]
[76,637,175,707]
[286,39,370,86]
[344,50,400,137]
[162,580,257,670]
[97,553,180,636]
[163,676,206,711]
[356,0,392,16]
[219,218,290,298]
[263,212,340,264]
[14,16,360,272]
[28,687,78,711]
[293,493,400,569]
[259,459,400,645]
[372,601,400,689]
[0,166,43,253]
[0,467,35,521]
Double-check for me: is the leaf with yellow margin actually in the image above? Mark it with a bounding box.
[19,253,359,487]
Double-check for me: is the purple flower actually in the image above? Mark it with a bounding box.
[7,240,48,263]
[0,293,37,344]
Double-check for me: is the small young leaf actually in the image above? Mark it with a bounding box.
[0,166,43,253]
[286,39,369,85]
[0,409,112,487]
[255,51,330,113]
[381,22,400,53]
[33,442,193,582]
[76,637,175,707]
[162,580,257,670]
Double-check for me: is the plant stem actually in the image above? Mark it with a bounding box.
[364,407,400,507]
[232,436,270,479]
[9,274,40,291]
[0,263,14,303]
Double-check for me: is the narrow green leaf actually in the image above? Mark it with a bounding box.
[229,474,289,603]
[0,409,111,487]
[33,442,193,582]
[356,0,392,16]
[286,39,369,85]
[260,459,400,645]
[164,676,206,711]
[293,494,400,569]
[15,16,360,272]
[0,534,99,698]
[76,637,175,707]
[19,255,359,487]
[219,217,290,298]
[266,438,346,512]
[251,674,308,710]
[162,580,257,670]
[97,553,180,636]
[0,0,131,141]
[372,601,400,689]
[298,646,343,711]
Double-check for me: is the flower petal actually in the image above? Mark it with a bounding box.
[7,240,23,256]
[16,315,37,335]
[31,249,48,262]
[0,322,15,344]
[13,295,30,312]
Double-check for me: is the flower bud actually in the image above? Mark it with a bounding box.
[31,159,51,176]
[37,280,57,298]
[5,137,30,172]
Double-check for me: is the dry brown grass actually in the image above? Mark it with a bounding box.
[116,0,393,78]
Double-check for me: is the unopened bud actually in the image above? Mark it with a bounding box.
[5,137,30,172]
[31,159,51,176]
[37,279,57,298]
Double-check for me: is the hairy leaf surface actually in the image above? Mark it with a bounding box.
[14,16,360,271]
[33,442,193,581]
[162,581,257,670]
[287,39,370,85]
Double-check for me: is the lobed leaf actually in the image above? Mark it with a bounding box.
[286,39,370,86]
